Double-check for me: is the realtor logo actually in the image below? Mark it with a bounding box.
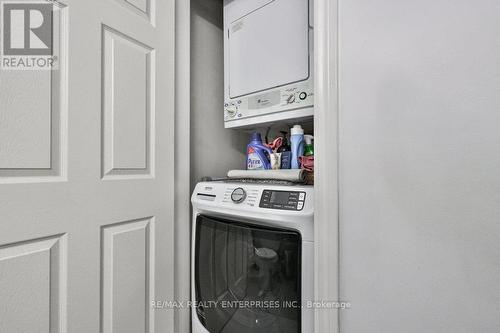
[1,1,59,70]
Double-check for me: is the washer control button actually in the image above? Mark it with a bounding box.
[299,193,306,201]
[299,92,307,100]
[297,202,304,210]
[231,188,246,203]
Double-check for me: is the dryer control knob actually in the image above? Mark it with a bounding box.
[225,105,237,118]
[231,188,246,203]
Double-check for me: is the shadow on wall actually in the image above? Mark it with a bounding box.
[192,0,223,28]
[190,0,248,188]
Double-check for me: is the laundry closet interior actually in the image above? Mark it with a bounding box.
[181,0,319,332]
[190,0,315,182]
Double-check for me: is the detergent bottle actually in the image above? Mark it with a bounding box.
[290,125,305,169]
[304,135,314,156]
[247,132,273,170]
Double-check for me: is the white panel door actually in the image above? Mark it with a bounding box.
[338,0,500,332]
[0,0,175,332]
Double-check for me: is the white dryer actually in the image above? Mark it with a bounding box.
[191,181,314,333]
[223,0,314,128]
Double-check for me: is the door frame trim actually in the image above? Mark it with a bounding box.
[174,0,191,332]
[314,0,340,332]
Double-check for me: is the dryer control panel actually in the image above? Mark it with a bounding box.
[259,190,306,211]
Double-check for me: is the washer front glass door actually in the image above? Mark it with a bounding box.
[195,214,301,333]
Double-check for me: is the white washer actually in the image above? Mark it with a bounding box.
[191,181,313,333]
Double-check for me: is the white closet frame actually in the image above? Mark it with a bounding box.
[174,0,191,332]
[314,0,340,332]
[174,0,340,332]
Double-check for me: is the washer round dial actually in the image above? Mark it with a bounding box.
[231,188,246,203]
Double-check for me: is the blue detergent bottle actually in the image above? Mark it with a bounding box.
[247,132,273,170]
[290,125,305,169]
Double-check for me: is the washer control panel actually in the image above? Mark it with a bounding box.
[195,182,313,214]
[259,190,306,211]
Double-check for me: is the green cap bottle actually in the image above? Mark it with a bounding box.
[304,135,314,156]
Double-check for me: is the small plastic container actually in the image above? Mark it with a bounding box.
[290,125,305,169]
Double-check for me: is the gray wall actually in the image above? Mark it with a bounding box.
[190,0,247,187]
[339,0,500,332]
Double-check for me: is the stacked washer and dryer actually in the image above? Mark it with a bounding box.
[192,0,314,332]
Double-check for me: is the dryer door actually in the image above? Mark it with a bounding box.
[194,214,301,333]
[227,0,310,98]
